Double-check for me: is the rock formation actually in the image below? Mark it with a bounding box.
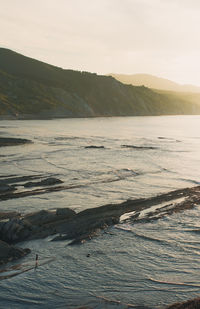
[0,137,31,147]
[23,177,63,187]
[1,185,200,266]
[166,297,200,308]
[0,240,30,265]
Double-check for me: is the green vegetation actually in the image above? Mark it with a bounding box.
[0,48,200,119]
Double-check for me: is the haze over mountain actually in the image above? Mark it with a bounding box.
[1,48,200,119]
[110,73,200,93]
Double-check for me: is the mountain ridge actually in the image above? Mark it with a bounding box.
[109,73,200,93]
[0,48,200,119]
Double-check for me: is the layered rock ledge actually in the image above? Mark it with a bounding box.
[1,184,200,266]
[0,175,63,195]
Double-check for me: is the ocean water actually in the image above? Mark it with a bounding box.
[0,115,200,308]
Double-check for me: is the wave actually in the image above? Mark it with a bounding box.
[132,232,167,244]
[115,223,136,232]
[148,277,200,288]
[40,155,70,171]
[115,225,168,244]
[0,257,55,281]
[111,168,139,178]
[158,137,181,142]
[178,178,200,185]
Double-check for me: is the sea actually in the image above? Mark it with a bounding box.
[0,115,200,308]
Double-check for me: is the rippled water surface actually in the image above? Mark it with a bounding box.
[1,116,200,308]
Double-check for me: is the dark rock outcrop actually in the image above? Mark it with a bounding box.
[0,211,20,220]
[53,214,119,245]
[0,208,76,243]
[56,208,75,217]
[24,177,63,188]
[0,175,43,185]
[166,297,200,308]
[2,185,200,246]
[0,184,16,193]
[84,146,105,149]
[1,185,200,267]
[121,144,156,150]
[0,240,30,265]
[0,175,64,201]
[0,137,31,147]
[24,210,57,225]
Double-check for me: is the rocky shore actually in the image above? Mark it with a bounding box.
[1,184,200,266]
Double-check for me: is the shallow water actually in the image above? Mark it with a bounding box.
[1,116,200,308]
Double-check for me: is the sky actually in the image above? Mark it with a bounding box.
[1,0,200,86]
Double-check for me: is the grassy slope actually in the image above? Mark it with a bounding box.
[0,48,200,119]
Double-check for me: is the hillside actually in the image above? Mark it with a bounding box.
[0,48,200,119]
[110,73,200,93]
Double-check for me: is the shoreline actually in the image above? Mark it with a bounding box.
[1,114,200,121]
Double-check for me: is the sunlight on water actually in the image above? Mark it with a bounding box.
[1,116,200,308]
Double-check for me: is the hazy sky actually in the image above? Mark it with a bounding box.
[1,0,200,85]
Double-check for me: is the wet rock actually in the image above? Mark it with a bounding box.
[0,208,77,243]
[2,185,200,248]
[0,202,120,245]
[0,240,30,265]
[68,230,101,246]
[166,297,200,308]
[121,144,156,150]
[24,208,75,226]
[52,210,120,244]
[24,177,63,188]
[0,137,31,147]
[0,218,26,242]
[84,145,105,149]
[56,208,76,217]
[0,184,16,193]
[0,211,20,220]
[23,210,56,225]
